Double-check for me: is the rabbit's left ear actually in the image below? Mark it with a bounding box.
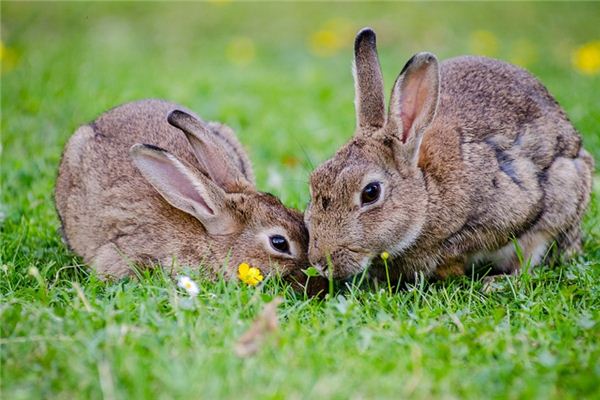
[168,110,252,193]
[353,28,386,132]
[388,52,440,164]
[130,144,240,235]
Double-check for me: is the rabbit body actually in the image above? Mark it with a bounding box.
[56,99,310,281]
[306,29,594,281]
[398,56,593,277]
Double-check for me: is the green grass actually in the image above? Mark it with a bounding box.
[2,2,599,399]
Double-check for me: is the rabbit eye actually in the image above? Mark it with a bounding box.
[269,234,290,254]
[361,182,381,205]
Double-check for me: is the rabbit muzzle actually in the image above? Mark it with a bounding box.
[309,244,371,279]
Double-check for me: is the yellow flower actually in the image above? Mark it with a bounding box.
[226,37,255,67]
[308,18,353,57]
[380,251,390,261]
[0,40,19,74]
[572,41,600,75]
[469,30,498,57]
[238,263,264,286]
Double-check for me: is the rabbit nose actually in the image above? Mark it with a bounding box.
[309,252,331,273]
[309,239,333,276]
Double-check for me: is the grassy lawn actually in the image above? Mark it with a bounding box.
[2,2,599,399]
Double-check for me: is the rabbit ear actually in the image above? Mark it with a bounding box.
[353,28,386,131]
[130,144,239,235]
[167,110,252,193]
[388,52,440,163]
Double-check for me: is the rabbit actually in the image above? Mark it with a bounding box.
[305,28,594,282]
[55,99,325,292]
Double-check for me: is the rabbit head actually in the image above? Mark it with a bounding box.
[130,110,312,283]
[305,28,439,278]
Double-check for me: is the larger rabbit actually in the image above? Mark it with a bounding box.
[306,28,594,281]
[56,99,316,288]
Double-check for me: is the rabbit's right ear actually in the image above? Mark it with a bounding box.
[130,144,239,235]
[387,52,440,165]
[167,110,252,193]
[353,28,386,132]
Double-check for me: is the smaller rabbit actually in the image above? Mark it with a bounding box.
[305,28,594,282]
[55,99,322,291]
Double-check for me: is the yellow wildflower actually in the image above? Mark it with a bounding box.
[0,40,19,74]
[572,41,600,75]
[308,18,353,57]
[226,37,255,67]
[238,263,264,286]
[380,251,390,261]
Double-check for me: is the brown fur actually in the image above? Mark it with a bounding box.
[55,99,325,293]
[306,28,594,281]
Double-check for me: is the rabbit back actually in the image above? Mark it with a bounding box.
[55,99,246,276]
[413,56,593,272]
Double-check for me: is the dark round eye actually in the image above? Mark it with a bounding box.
[361,182,381,205]
[270,235,290,254]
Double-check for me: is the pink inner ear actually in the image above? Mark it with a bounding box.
[400,70,428,143]
[400,109,415,143]
[142,155,214,216]
[166,167,215,216]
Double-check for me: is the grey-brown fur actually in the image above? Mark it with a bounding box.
[55,99,321,290]
[306,28,594,281]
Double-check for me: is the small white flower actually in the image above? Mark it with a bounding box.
[177,276,199,297]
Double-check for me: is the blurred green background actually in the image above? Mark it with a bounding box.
[2,2,599,211]
[2,2,599,399]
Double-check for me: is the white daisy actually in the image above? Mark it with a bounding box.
[177,275,199,297]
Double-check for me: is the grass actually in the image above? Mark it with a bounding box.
[1,2,599,399]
